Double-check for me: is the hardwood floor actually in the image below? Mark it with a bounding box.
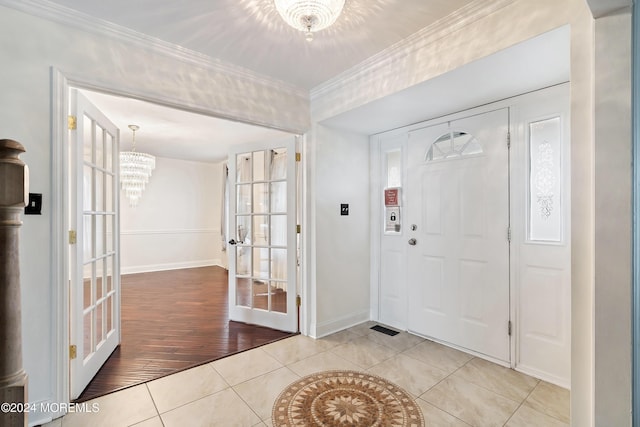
[76,266,295,402]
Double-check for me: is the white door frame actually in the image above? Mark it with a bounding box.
[50,68,310,410]
[370,84,571,376]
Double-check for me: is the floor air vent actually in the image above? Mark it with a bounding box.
[370,325,400,336]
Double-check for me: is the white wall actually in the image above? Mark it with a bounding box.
[120,157,224,274]
[0,5,306,425]
[593,9,632,426]
[309,0,632,424]
[310,125,370,337]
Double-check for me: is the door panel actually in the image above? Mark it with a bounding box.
[407,109,510,362]
[512,85,571,385]
[228,137,297,332]
[70,90,120,399]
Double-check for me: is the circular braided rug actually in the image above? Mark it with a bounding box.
[272,370,424,427]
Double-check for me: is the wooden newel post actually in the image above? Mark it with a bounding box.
[0,139,29,427]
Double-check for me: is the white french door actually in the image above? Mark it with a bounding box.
[406,108,510,362]
[69,90,120,399]
[228,136,298,332]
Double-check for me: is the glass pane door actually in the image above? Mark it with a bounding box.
[70,90,120,399]
[228,137,297,332]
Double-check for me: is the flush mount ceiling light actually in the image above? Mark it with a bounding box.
[274,0,345,41]
[120,124,156,207]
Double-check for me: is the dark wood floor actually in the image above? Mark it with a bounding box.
[77,266,295,402]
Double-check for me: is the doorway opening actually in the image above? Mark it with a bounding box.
[60,79,302,402]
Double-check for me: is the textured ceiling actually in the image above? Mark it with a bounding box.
[24,0,571,162]
[33,0,478,162]
[45,0,474,89]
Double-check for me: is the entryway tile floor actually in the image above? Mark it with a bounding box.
[42,321,569,427]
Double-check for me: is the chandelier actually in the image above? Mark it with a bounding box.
[274,0,345,41]
[120,124,155,207]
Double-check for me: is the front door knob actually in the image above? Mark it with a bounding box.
[408,238,417,246]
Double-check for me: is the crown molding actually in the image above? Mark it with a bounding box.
[0,0,309,100]
[310,0,516,100]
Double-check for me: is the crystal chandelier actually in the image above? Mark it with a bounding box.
[274,0,345,41]
[120,124,155,207]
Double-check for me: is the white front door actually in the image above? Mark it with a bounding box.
[228,137,298,333]
[406,108,510,362]
[69,90,121,399]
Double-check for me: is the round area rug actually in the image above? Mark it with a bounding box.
[272,370,424,427]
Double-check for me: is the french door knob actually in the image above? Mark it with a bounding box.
[228,239,237,245]
[408,238,417,246]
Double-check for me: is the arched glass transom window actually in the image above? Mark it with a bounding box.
[426,130,483,161]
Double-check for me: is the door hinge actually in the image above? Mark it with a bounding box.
[68,115,77,130]
[507,227,511,242]
[295,152,301,162]
[69,344,77,359]
[507,131,511,149]
[508,321,512,336]
[296,224,301,234]
[69,230,77,245]
[296,295,301,307]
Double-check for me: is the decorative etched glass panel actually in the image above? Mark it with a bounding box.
[426,131,482,161]
[529,117,562,242]
[386,149,402,188]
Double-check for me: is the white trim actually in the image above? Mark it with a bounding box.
[50,67,69,412]
[369,135,381,322]
[0,0,307,100]
[26,397,61,427]
[304,125,317,338]
[120,228,219,236]
[121,259,223,275]
[313,310,370,339]
[310,0,515,100]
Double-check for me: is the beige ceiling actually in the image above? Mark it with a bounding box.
[38,0,481,162]
[26,0,572,164]
[47,0,474,89]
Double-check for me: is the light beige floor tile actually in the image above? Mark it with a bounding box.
[367,353,448,397]
[233,367,300,421]
[212,347,283,385]
[147,364,228,413]
[366,329,426,352]
[415,398,471,426]
[403,340,474,374]
[161,388,260,427]
[330,336,398,368]
[287,350,362,376]
[317,329,361,347]
[129,416,164,427]
[261,335,334,365]
[41,419,62,427]
[523,381,570,423]
[422,376,520,427]
[505,405,569,427]
[61,384,157,427]
[345,321,378,336]
[452,358,539,402]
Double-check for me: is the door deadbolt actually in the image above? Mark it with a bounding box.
[410,224,418,231]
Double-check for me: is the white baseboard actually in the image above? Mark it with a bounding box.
[121,259,223,275]
[515,363,570,390]
[26,398,61,427]
[313,310,370,338]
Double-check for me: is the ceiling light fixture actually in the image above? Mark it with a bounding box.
[120,124,156,207]
[274,0,345,41]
